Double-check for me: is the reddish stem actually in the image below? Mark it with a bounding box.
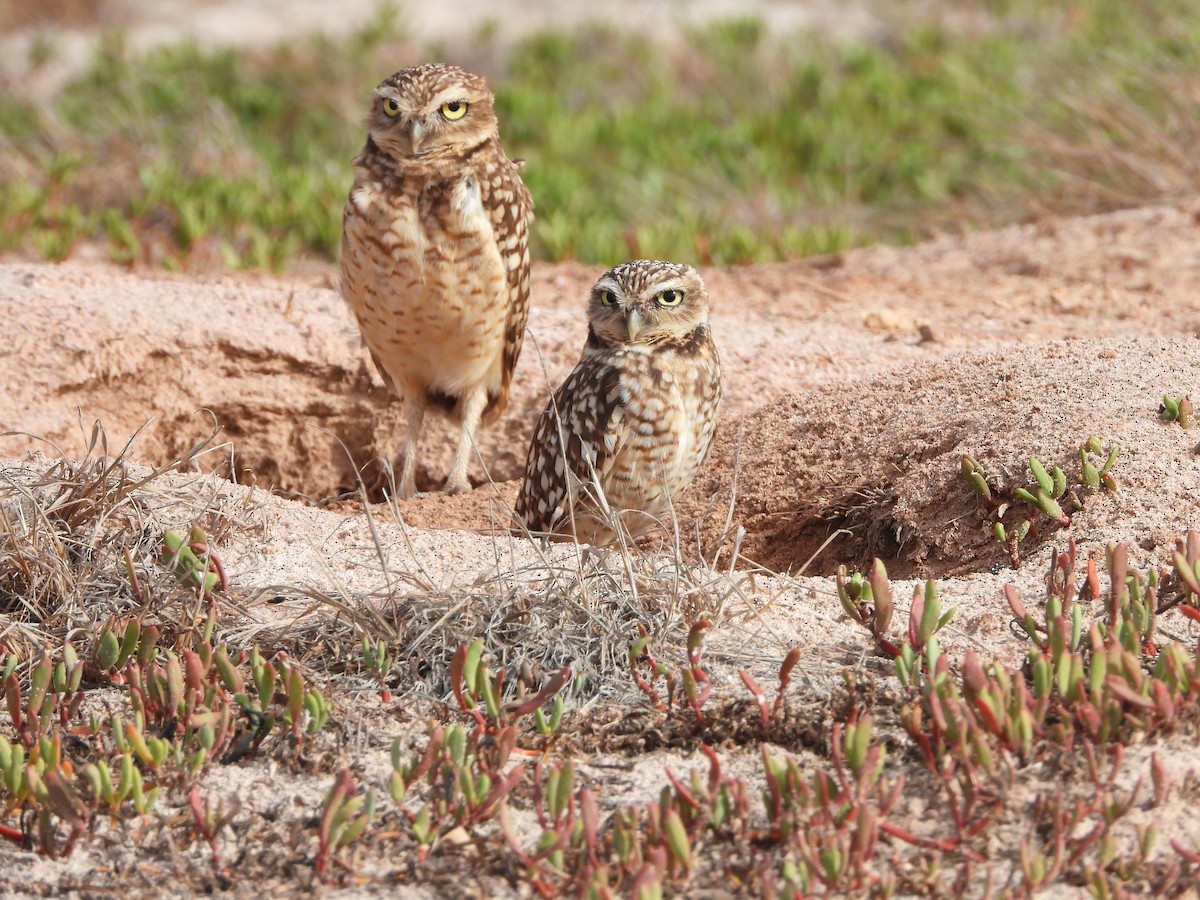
[880,820,986,863]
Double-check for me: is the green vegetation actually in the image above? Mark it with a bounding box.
[962,438,1120,567]
[7,432,1200,893]
[0,0,1198,269]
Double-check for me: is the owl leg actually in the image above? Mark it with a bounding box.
[397,396,425,500]
[443,388,488,494]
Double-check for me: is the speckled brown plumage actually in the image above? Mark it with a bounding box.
[516,260,722,545]
[340,63,534,497]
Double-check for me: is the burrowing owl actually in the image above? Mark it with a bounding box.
[516,260,722,545]
[340,63,534,497]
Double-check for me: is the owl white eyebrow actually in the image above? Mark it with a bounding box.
[430,88,471,108]
[374,88,412,111]
[593,278,622,295]
[648,280,689,295]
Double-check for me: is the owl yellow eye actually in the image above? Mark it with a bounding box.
[599,290,618,306]
[440,100,468,120]
[382,97,401,117]
[656,289,684,306]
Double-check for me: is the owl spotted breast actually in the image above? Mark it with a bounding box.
[516,260,722,545]
[340,63,534,497]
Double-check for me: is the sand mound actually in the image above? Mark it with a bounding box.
[3,202,1197,572]
[688,336,1200,576]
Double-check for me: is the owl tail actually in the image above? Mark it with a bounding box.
[481,385,509,426]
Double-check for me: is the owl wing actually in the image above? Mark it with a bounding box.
[515,352,625,536]
[339,142,407,392]
[481,155,535,426]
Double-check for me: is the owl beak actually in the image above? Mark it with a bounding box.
[625,308,644,341]
[406,119,425,154]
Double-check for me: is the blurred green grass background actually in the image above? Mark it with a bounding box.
[0,0,1197,271]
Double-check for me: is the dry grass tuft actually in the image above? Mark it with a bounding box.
[1026,63,1200,214]
[251,478,750,706]
[0,420,257,661]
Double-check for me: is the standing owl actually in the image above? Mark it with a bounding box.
[516,260,722,545]
[340,63,534,498]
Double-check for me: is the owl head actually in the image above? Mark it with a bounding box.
[367,63,498,163]
[588,260,711,346]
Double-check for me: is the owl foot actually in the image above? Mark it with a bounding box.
[442,478,472,495]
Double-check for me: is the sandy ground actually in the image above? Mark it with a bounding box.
[1,201,1200,891]
[3,0,1199,892]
